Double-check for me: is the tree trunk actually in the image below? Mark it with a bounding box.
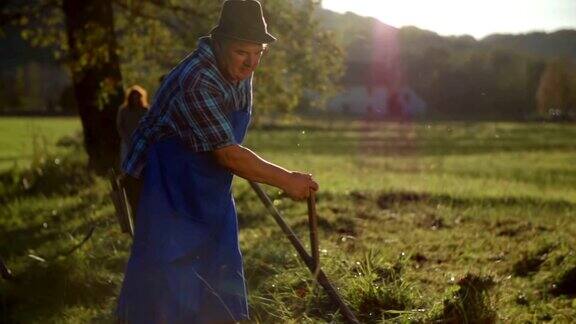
[62,0,123,174]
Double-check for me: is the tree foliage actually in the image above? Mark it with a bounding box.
[536,58,576,120]
[1,0,345,170]
[112,0,344,115]
[397,27,556,120]
[3,0,344,112]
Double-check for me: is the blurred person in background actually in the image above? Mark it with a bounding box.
[116,85,149,214]
[116,85,149,163]
[116,1,318,323]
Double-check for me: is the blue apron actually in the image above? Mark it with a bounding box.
[117,107,251,323]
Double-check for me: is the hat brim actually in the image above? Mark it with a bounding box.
[210,27,277,44]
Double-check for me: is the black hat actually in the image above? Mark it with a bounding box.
[211,0,277,44]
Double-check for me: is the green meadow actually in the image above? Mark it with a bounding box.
[0,117,81,171]
[1,117,575,323]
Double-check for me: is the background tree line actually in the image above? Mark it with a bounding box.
[398,27,576,120]
[318,9,576,121]
[3,2,575,123]
[1,1,575,171]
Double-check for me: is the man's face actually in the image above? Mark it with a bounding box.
[217,39,265,83]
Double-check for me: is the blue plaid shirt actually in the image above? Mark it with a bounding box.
[122,37,252,178]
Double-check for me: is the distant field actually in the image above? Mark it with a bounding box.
[243,120,576,203]
[0,117,81,170]
[1,118,575,322]
[2,117,575,203]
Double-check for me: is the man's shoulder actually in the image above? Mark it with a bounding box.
[178,56,223,93]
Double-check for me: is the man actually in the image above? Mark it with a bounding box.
[116,1,318,323]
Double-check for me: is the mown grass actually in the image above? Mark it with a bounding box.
[1,117,575,323]
[0,117,81,171]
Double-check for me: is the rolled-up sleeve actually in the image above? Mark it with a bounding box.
[175,88,236,151]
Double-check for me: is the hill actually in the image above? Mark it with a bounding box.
[481,29,576,59]
[316,8,576,63]
[315,8,576,120]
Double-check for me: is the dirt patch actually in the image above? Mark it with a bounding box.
[496,222,549,237]
[494,219,517,227]
[357,293,407,323]
[512,245,553,277]
[377,192,430,209]
[328,206,344,214]
[411,252,428,264]
[417,213,448,230]
[410,252,428,268]
[497,223,531,237]
[513,255,546,277]
[333,217,358,236]
[550,264,576,296]
[550,267,576,296]
[295,216,358,237]
[355,210,374,220]
[349,190,369,201]
[515,294,529,306]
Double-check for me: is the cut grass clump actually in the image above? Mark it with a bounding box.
[430,273,497,323]
[293,214,358,237]
[346,251,421,323]
[377,191,430,209]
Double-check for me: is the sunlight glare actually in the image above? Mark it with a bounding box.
[322,0,576,38]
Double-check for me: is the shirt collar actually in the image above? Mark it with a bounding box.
[196,36,218,66]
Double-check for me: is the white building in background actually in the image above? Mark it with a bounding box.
[327,85,388,114]
[326,85,427,118]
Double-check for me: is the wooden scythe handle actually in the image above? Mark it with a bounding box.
[249,181,359,324]
[308,191,320,274]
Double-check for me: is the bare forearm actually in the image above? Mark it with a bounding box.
[214,144,319,200]
[214,145,291,188]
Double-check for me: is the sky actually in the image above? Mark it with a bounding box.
[322,0,576,39]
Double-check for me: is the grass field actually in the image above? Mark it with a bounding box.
[0,117,81,171]
[1,117,575,323]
